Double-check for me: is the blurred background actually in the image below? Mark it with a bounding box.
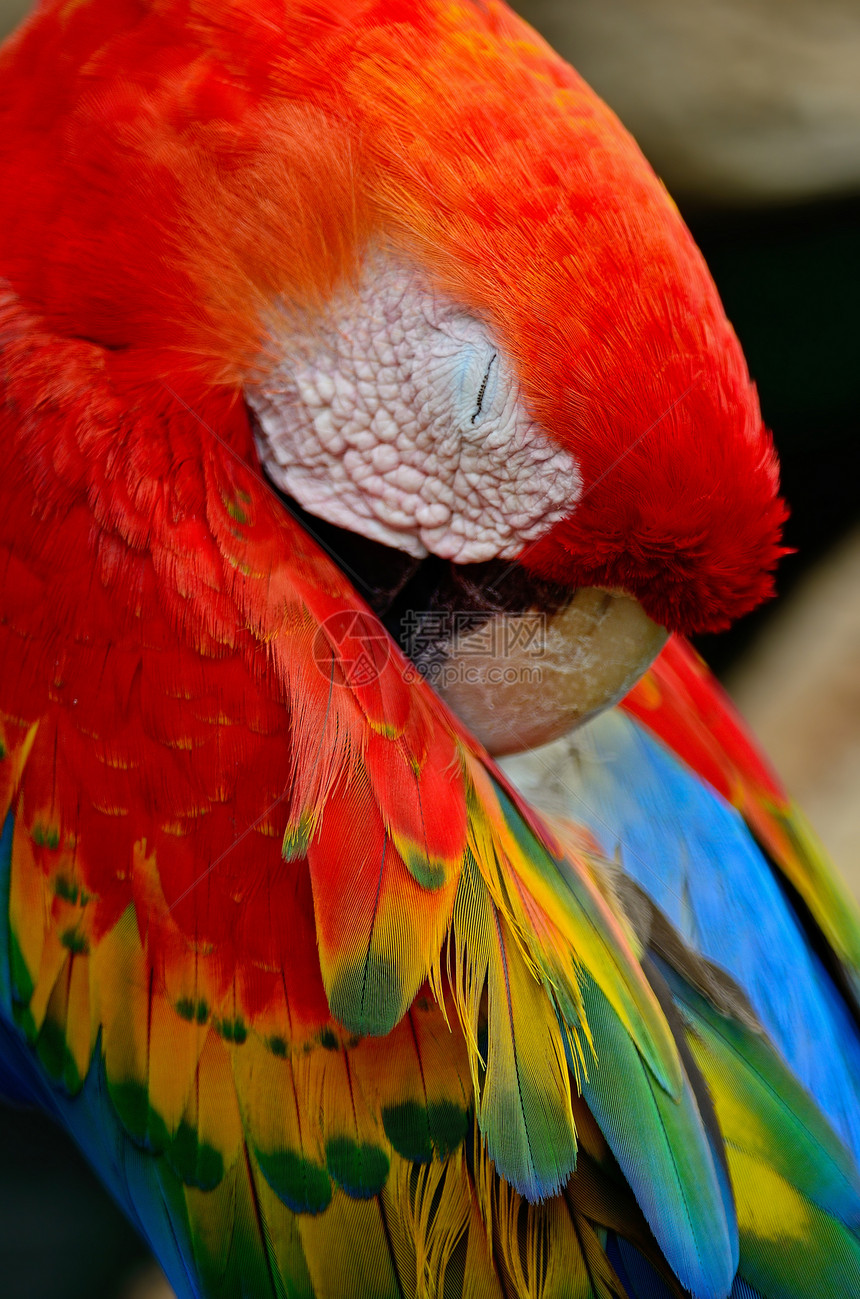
[516,0,860,891]
[1,1,859,1295]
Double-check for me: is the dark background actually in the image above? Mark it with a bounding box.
[688,194,860,674]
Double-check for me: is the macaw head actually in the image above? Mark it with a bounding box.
[0,0,785,752]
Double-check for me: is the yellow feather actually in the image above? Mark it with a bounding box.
[187,1031,245,1171]
[386,1150,472,1298]
[465,757,683,1099]
[26,925,69,1036]
[64,951,95,1082]
[461,1189,506,1299]
[319,1045,384,1150]
[90,905,150,1087]
[251,1156,316,1292]
[349,996,470,1125]
[0,718,38,824]
[183,1165,241,1288]
[147,988,209,1133]
[8,814,50,1004]
[232,1033,327,1172]
[297,1190,403,1298]
[726,1146,812,1250]
[449,852,578,1200]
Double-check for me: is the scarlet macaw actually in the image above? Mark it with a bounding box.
[1,3,859,1298]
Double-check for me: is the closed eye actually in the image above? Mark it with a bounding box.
[471,352,497,425]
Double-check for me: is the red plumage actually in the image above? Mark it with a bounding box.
[7,11,860,1299]
[1,0,783,638]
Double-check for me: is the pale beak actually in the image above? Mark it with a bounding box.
[429,587,668,755]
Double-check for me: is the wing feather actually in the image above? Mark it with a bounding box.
[3,306,860,1299]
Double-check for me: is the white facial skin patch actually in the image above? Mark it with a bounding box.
[246,254,581,563]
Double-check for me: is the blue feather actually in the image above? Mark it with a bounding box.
[521,710,860,1167]
[605,1235,684,1298]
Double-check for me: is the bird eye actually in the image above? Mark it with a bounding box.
[471,352,497,425]
[453,339,501,431]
